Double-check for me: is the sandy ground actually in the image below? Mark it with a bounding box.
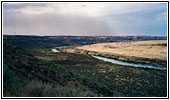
[63,40,167,64]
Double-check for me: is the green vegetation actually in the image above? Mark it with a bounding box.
[21,80,98,97]
[3,61,98,97]
[3,67,98,97]
[54,64,62,69]
[3,64,23,95]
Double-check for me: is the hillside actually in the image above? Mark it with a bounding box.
[4,35,166,49]
[3,35,167,97]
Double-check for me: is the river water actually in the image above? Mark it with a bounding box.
[51,46,71,52]
[51,47,166,71]
[51,48,59,52]
[92,56,166,71]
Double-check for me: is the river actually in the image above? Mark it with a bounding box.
[51,46,71,52]
[92,56,166,71]
[51,47,166,71]
[51,48,59,52]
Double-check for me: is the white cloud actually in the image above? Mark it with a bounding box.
[3,2,167,36]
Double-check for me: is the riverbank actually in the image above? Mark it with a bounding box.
[3,36,167,97]
[51,47,166,71]
[62,40,167,66]
[92,55,166,71]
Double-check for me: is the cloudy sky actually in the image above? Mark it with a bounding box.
[3,2,167,36]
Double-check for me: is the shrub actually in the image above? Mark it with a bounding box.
[20,80,98,97]
[20,80,45,97]
[3,64,23,95]
[54,64,62,69]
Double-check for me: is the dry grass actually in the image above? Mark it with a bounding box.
[64,40,167,61]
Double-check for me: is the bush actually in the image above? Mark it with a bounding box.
[3,64,23,95]
[53,64,62,69]
[21,80,98,97]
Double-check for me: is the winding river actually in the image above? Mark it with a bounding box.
[51,47,167,71]
[92,56,166,71]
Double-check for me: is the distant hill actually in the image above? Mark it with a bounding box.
[3,35,167,97]
[3,35,167,49]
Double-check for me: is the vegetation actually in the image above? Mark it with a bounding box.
[4,35,166,49]
[3,64,23,96]
[54,64,62,69]
[3,35,167,97]
[21,80,98,97]
[64,40,167,66]
[3,66,98,97]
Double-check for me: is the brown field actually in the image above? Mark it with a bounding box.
[63,40,167,65]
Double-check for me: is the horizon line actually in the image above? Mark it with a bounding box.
[3,34,167,37]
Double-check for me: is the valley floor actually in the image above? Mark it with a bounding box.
[63,40,167,66]
[3,37,167,97]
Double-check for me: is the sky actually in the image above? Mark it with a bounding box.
[3,2,167,36]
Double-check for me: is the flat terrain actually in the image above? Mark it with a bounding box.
[63,40,167,65]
